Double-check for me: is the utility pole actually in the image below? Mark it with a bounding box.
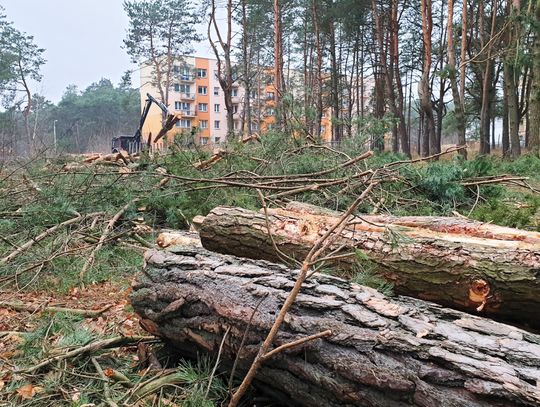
[53,120,58,154]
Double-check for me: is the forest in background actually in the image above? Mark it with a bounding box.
[1,0,539,159]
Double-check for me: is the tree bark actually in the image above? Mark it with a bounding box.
[448,0,467,158]
[131,247,540,407]
[528,0,540,155]
[505,0,522,158]
[199,205,540,329]
[419,0,437,155]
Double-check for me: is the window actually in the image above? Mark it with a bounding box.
[266,108,275,116]
[213,87,220,96]
[214,120,220,129]
[214,104,220,113]
[233,121,239,130]
[197,68,207,78]
[178,67,192,80]
[251,90,257,99]
[177,84,190,93]
[200,137,209,145]
[198,103,208,112]
[232,88,238,97]
[176,119,192,128]
[232,104,239,114]
[320,125,326,134]
[200,120,208,129]
[214,137,221,143]
[266,91,275,100]
[174,83,180,92]
[198,86,207,95]
[251,122,259,131]
[175,102,190,111]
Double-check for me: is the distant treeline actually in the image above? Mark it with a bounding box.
[0,78,140,157]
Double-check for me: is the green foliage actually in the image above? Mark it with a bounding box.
[54,79,141,153]
[174,357,228,406]
[351,250,394,296]
[417,161,466,203]
[0,7,45,106]
[20,312,91,362]
[471,195,540,230]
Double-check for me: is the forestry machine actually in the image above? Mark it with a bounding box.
[111,93,169,153]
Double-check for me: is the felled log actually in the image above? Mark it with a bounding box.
[155,231,202,248]
[198,205,540,328]
[131,247,540,407]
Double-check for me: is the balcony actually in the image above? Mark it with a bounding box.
[178,74,196,82]
[179,110,196,117]
[180,93,196,100]
[231,95,242,104]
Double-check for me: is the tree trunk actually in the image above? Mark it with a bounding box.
[419,0,437,155]
[198,205,540,329]
[328,16,341,143]
[528,0,540,155]
[274,0,284,129]
[479,0,498,155]
[312,0,323,140]
[132,247,540,407]
[447,0,467,158]
[505,0,522,158]
[503,75,510,156]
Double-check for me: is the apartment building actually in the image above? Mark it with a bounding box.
[140,56,370,147]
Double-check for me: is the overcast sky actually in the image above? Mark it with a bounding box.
[1,0,217,103]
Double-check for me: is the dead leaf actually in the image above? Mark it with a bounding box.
[17,384,37,399]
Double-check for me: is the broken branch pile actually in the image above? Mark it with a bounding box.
[198,204,540,328]
[131,247,540,407]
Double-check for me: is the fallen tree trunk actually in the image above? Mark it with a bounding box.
[198,205,540,328]
[131,247,540,407]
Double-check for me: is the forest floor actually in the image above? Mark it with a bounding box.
[1,138,540,406]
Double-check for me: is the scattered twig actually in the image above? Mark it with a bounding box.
[79,199,138,282]
[228,294,268,394]
[91,357,119,407]
[205,326,231,399]
[0,213,98,265]
[0,301,112,317]
[260,330,332,362]
[17,335,155,374]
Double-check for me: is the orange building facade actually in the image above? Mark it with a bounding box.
[140,56,343,147]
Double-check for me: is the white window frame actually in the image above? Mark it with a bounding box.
[197,68,207,78]
[198,103,208,112]
[214,104,220,113]
[214,120,220,129]
[200,120,208,129]
[198,86,207,95]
